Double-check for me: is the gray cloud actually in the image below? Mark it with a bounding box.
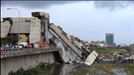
[1,1,134,45]
[94,1,134,10]
[2,1,134,10]
[1,1,78,9]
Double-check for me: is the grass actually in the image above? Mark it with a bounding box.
[71,63,134,75]
[8,63,53,75]
[93,47,129,58]
[72,66,89,75]
[72,63,117,75]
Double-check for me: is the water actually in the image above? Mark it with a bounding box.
[10,63,133,75]
[46,63,132,75]
[48,64,77,75]
[112,68,127,75]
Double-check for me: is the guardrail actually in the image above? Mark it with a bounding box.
[1,48,61,58]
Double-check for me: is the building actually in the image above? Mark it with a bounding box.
[105,33,114,47]
[83,41,91,48]
[90,41,107,48]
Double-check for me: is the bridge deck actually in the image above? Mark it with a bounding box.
[49,24,82,57]
[1,48,61,59]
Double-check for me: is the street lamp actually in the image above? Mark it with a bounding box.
[7,8,20,43]
[7,8,20,23]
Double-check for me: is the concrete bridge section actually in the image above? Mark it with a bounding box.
[1,48,61,75]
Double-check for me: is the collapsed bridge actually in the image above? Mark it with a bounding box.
[1,11,98,75]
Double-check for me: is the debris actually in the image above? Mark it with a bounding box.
[84,50,98,65]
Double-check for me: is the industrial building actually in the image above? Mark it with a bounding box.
[105,33,115,47]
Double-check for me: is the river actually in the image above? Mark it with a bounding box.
[49,63,134,75]
[9,63,134,75]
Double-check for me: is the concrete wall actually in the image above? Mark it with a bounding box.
[30,19,41,43]
[1,52,55,75]
[9,22,30,33]
[1,21,11,38]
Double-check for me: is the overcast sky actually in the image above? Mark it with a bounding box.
[1,1,134,45]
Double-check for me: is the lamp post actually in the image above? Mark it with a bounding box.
[7,8,20,43]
